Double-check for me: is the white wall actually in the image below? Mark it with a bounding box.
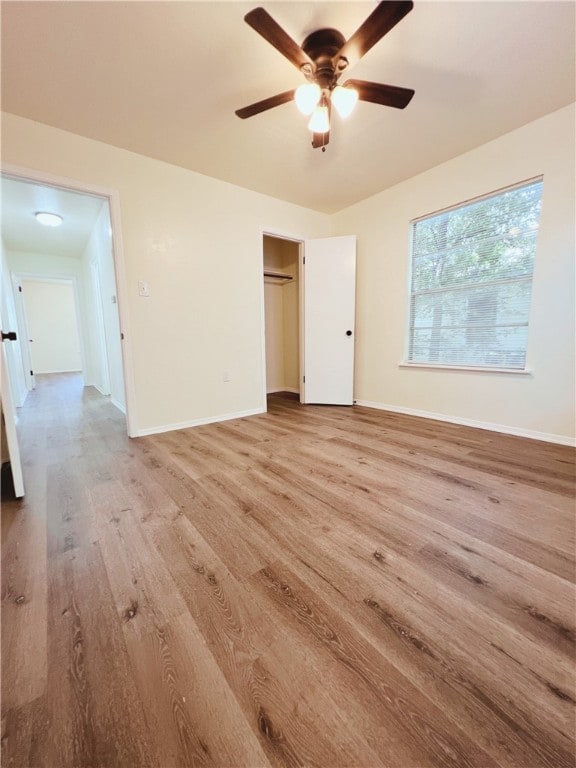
[1,112,331,435]
[97,205,125,410]
[333,104,576,443]
[82,256,107,392]
[21,279,82,373]
[81,201,125,408]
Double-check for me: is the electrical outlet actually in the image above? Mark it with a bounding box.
[223,371,231,383]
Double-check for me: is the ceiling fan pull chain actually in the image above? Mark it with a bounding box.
[311,135,328,152]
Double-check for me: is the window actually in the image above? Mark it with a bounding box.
[406,177,543,370]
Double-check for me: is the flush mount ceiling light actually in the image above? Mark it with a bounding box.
[235,1,415,151]
[35,211,63,227]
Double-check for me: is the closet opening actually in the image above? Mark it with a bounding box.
[262,233,303,405]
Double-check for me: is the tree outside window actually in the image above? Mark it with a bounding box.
[406,178,543,370]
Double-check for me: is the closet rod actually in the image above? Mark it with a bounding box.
[264,270,294,281]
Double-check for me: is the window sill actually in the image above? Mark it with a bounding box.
[399,362,533,375]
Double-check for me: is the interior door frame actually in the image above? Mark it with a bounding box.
[1,162,138,437]
[259,226,305,412]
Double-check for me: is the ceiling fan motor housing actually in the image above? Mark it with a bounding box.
[300,28,348,88]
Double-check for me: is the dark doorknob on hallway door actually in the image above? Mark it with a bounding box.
[1,331,17,342]
[346,330,353,336]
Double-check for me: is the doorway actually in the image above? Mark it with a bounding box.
[19,277,83,376]
[0,165,135,498]
[261,232,358,410]
[2,176,127,407]
[262,234,302,400]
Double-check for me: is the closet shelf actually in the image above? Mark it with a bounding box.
[264,270,294,283]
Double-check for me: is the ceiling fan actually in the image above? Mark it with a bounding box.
[235,1,415,151]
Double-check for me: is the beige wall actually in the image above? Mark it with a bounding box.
[1,112,331,434]
[22,279,82,373]
[3,104,574,442]
[333,103,575,442]
[264,281,285,392]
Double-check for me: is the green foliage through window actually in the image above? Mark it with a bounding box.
[406,178,543,369]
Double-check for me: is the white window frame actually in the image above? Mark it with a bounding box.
[402,176,544,374]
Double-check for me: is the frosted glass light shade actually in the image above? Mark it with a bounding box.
[295,83,321,115]
[331,85,358,118]
[307,105,330,133]
[35,212,63,227]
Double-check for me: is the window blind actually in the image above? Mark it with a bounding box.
[406,177,543,370]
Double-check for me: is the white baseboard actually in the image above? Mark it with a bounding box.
[135,406,265,437]
[267,387,300,394]
[110,397,126,414]
[354,399,576,447]
[36,368,82,374]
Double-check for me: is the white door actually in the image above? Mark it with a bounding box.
[1,331,25,498]
[302,235,356,405]
[12,276,35,390]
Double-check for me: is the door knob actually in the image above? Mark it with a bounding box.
[346,330,353,336]
[1,331,17,342]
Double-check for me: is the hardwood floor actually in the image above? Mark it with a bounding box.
[2,373,575,768]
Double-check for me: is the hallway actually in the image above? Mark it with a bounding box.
[2,374,575,767]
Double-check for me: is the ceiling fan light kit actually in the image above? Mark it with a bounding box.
[307,98,330,134]
[331,85,359,119]
[235,1,415,151]
[295,82,321,115]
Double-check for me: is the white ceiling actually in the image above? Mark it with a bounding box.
[1,1,574,214]
[1,176,105,258]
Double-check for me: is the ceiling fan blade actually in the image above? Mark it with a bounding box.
[344,79,414,109]
[235,90,295,119]
[244,7,313,71]
[335,1,413,68]
[311,131,330,150]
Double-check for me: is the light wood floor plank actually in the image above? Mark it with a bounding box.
[125,611,271,768]
[2,375,575,768]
